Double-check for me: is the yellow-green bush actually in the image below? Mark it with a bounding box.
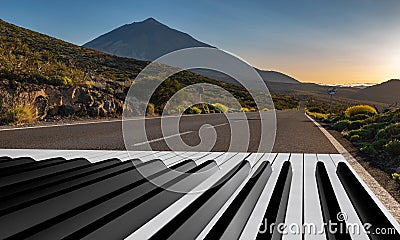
[392,173,400,181]
[345,105,377,118]
[5,104,37,124]
[185,106,202,114]
[241,107,251,112]
[306,110,329,121]
[212,103,229,113]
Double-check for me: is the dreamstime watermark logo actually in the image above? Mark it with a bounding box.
[122,47,277,193]
[336,211,348,222]
[258,211,398,236]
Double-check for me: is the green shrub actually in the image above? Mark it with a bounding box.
[212,103,229,113]
[5,104,37,124]
[332,120,351,131]
[346,128,376,141]
[345,105,377,117]
[372,139,389,150]
[185,106,202,114]
[348,120,366,130]
[376,123,400,139]
[349,135,361,142]
[360,144,376,154]
[350,114,370,121]
[330,115,343,122]
[49,75,73,86]
[201,105,210,114]
[391,117,400,124]
[385,139,400,156]
[307,107,322,113]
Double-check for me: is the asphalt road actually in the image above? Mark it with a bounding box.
[0,110,338,153]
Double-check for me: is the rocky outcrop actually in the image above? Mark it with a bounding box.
[0,79,124,120]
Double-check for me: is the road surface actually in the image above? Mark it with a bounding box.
[0,110,338,153]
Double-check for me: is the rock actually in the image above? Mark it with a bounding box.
[103,100,116,114]
[72,87,94,106]
[87,106,99,117]
[73,104,87,116]
[33,96,49,120]
[115,91,126,100]
[99,106,107,117]
[47,106,59,117]
[59,105,74,117]
[46,88,63,106]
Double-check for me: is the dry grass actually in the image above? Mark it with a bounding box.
[5,104,37,124]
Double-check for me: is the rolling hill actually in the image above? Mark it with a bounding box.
[355,79,400,105]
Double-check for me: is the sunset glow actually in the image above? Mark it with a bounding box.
[1,0,399,84]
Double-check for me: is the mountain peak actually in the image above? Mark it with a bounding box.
[142,17,160,24]
[84,18,212,61]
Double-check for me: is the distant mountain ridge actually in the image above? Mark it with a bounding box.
[356,79,400,104]
[84,17,300,85]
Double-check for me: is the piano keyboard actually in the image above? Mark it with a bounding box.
[0,149,399,240]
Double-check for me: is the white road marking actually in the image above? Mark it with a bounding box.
[131,123,229,146]
[204,123,229,128]
[131,131,194,146]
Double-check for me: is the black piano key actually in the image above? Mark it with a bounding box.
[337,162,400,240]
[256,161,292,240]
[0,160,166,239]
[0,156,13,162]
[0,157,35,170]
[0,158,90,188]
[316,162,351,240]
[0,158,120,199]
[0,160,137,215]
[204,161,272,240]
[61,160,218,240]
[0,157,65,177]
[24,160,200,239]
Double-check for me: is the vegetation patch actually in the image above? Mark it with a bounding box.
[1,104,37,124]
[307,101,400,178]
[345,105,377,117]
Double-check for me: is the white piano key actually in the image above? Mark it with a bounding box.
[283,153,304,240]
[303,154,327,240]
[163,152,199,166]
[194,152,225,165]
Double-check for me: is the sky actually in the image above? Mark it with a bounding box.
[1,0,400,84]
